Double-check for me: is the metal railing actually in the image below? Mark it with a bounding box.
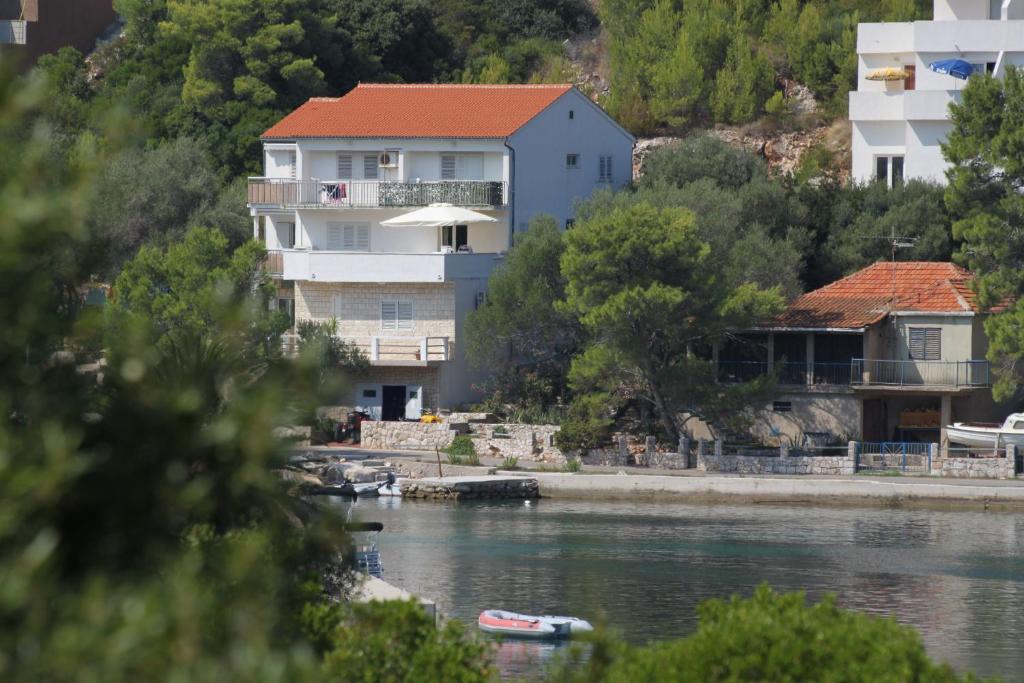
[717,360,768,383]
[812,362,853,386]
[718,360,854,386]
[247,178,507,208]
[776,362,807,385]
[855,441,931,473]
[281,334,451,362]
[851,359,990,388]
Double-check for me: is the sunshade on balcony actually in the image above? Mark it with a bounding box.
[928,59,974,80]
[380,203,498,228]
[865,67,910,81]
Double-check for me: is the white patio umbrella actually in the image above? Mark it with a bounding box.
[379,203,498,228]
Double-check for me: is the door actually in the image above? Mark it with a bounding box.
[405,385,423,420]
[862,399,886,442]
[442,225,468,251]
[382,385,407,421]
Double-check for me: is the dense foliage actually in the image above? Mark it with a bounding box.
[601,0,930,132]
[549,585,973,682]
[944,66,1024,401]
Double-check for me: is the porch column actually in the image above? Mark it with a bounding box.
[419,337,428,361]
[805,332,815,387]
[370,337,380,362]
[940,394,952,456]
[253,216,260,241]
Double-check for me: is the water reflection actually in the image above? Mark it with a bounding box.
[354,498,1024,681]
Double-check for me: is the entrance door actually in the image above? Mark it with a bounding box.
[862,399,886,442]
[382,385,407,421]
[405,385,423,420]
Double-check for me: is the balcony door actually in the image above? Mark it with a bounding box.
[441,224,468,251]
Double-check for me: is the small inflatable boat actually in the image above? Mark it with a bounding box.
[477,610,593,639]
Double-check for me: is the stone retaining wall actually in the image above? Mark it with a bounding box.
[931,457,1014,479]
[360,421,456,451]
[401,478,539,500]
[469,424,563,463]
[698,454,855,476]
[395,461,498,479]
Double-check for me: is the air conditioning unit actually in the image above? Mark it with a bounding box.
[378,151,398,168]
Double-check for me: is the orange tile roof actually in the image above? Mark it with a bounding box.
[262,83,575,139]
[773,262,977,330]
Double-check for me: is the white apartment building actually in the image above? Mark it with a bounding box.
[248,84,634,419]
[850,0,1024,185]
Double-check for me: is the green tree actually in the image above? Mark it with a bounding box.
[944,66,1024,399]
[710,32,776,124]
[465,216,582,416]
[561,202,784,444]
[549,585,970,683]
[295,319,370,402]
[110,226,288,357]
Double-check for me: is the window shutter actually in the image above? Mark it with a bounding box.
[441,155,456,180]
[332,295,343,318]
[397,302,413,331]
[341,224,369,251]
[381,301,397,332]
[288,151,297,179]
[909,328,941,360]
[326,223,343,250]
[363,155,379,179]
[337,154,352,179]
[598,155,612,182]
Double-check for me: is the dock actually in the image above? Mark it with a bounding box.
[400,475,539,500]
[354,575,437,623]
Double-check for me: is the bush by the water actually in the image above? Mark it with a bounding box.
[547,585,973,683]
[445,435,479,465]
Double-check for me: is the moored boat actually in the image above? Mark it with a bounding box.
[946,413,1024,449]
[477,610,593,639]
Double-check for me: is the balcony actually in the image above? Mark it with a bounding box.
[269,249,503,283]
[283,334,450,365]
[248,179,507,209]
[851,359,990,389]
[718,361,854,387]
[849,90,959,122]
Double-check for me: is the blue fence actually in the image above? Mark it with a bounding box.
[855,442,931,473]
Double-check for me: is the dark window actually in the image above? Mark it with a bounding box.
[569,110,574,119]
[362,389,377,398]
[875,156,889,184]
[892,156,904,186]
[909,327,941,360]
[565,218,575,229]
[773,401,792,413]
[442,224,468,250]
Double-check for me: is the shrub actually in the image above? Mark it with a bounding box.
[502,455,519,470]
[546,585,969,683]
[444,435,479,465]
[564,458,582,473]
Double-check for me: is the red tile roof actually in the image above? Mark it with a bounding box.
[773,262,977,330]
[262,83,575,139]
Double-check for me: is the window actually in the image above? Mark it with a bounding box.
[566,153,579,169]
[336,154,352,179]
[363,154,379,180]
[381,301,413,332]
[569,109,574,119]
[875,155,904,188]
[440,154,483,180]
[282,222,296,248]
[598,155,613,183]
[565,218,575,229]
[277,298,295,325]
[362,389,377,398]
[773,401,792,413]
[909,327,941,360]
[287,151,297,179]
[408,390,418,399]
[326,223,369,251]
[442,224,468,251]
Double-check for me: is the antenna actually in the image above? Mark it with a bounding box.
[859,225,917,312]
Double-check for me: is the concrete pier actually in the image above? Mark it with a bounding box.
[401,475,540,500]
[354,576,437,622]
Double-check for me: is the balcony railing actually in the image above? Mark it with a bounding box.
[282,334,451,363]
[851,359,990,388]
[264,249,284,276]
[719,361,854,386]
[248,178,507,208]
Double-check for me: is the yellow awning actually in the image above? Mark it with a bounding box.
[866,67,910,81]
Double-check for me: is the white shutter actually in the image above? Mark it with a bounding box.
[457,154,483,180]
[326,223,343,250]
[909,328,941,360]
[336,154,352,178]
[332,295,343,318]
[599,155,612,183]
[381,301,397,332]
[441,155,456,180]
[363,155,379,179]
[397,302,413,331]
[288,151,297,179]
[341,224,369,251]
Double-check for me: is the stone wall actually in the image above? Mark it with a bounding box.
[401,477,539,500]
[931,456,1014,479]
[469,424,563,463]
[697,453,855,476]
[294,281,456,340]
[395,461,497,479]
[360,421,456,451]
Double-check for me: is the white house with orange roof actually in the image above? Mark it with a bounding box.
[716,262,1003,445]
[248,83,634,418]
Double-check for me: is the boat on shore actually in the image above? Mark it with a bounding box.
[477,610,593,639]
[946,413,1024,449]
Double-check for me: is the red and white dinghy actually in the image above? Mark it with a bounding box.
[477,610,593,639]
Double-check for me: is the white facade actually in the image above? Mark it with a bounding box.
[850,0,1024,185]
[249,86,633,412]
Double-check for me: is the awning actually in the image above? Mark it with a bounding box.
[928,59,974,80]
[865,67,910,81]
[379,203,498,228]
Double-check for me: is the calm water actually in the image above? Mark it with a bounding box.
[334,497,1024,680]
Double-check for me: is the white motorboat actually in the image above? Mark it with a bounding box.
[477,610,593,639]
[945,413,1024,449]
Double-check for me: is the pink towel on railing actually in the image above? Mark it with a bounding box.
[339,182,347,199]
